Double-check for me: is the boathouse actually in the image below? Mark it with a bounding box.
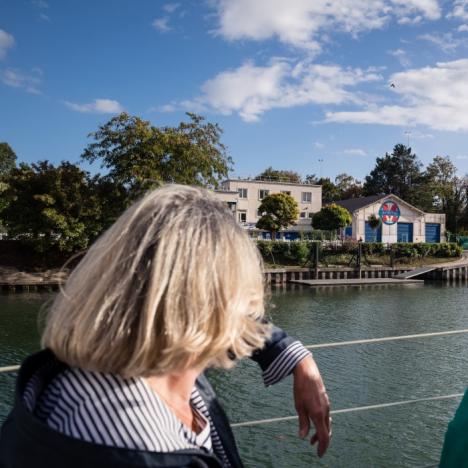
[336,195,446,243]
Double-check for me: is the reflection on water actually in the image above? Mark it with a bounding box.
[1,283,467,467]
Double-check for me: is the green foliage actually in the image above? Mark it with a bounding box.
[317,177,339,203]
[256,193,299,237]
[255,167,302,183]
[256,240,313,266]
[256,240,461,267]
[388,242,462,259]
[312,203,352,231]
[81,112,232,201]
[2,161,117,253]
[424,156,467,232]
[367,214,381,230]
[335,173,363,200]
[0,142,16,176]
[363,144,424,200]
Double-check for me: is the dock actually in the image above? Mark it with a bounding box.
[289,278,424,287]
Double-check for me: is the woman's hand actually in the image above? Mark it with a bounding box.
[292,355,331,457]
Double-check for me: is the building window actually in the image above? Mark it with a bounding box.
[302,192,312,203]
[300,212,306,218]
[227,202,236,213]
[308,212,313,219]
[238,211,247,223]
[257,209,265,218]
[258,189,270,200]
[281,190,291,196]
[238,188,248,198]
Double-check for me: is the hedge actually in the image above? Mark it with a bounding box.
[256,240,462,266]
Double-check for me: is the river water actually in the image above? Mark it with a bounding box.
[1,283,467,467]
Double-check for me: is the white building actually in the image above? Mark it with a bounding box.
[336,194,446,243]
[214,178,322,239]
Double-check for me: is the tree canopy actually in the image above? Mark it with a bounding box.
[82,112,232,201]
[2,161,115,253]
[363,144,423,200]
[312,203,352,232]
[256,167,302,183]
[0,142,17,176]
[256,193,299,238]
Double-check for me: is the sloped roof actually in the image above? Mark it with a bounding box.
[335,195,383,212]
[335,194,426,215]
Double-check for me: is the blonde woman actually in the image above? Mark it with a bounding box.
[0,185,330,467]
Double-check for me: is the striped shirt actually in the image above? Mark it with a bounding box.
[23,341,310,466]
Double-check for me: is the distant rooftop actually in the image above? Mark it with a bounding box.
[335,195,383,212]
[224,176,320,186]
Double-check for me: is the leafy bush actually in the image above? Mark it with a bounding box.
[256,240,462,266]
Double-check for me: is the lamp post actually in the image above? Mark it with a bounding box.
[318,158,324,179]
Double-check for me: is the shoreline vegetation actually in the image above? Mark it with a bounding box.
[0,239,464,288]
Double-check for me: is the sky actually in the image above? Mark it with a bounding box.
[2,0,468,181]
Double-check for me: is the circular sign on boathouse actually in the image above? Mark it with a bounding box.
[378,200,400,225]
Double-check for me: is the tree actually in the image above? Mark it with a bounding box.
[363,144,423,201]
[2,161,108,253]
[304,174,319,184]
[256,193,299,239]
[256,167,302,183]
[317,177,339,203]
[424,156,467,232]
[0,142,16,176]
[82,112,232,201]
[312,203,352,232]
[335,173,363,200]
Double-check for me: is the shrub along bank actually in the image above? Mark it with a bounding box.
[257,240,463,268]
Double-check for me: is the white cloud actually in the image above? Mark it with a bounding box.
[343,148,367,156]
[64,98,124,114]
[179,59,381,122]
[448,0,468,21]
[458,24,468,31]
[418,32,467,52]
[39,13,51,22]
[326,59,468,131]
[314,141,325,149]
[389,49,411,67]
[409,130,434,139]
[0,29,15,59]
[163,3,180,13]
[152,17,171,32]
[1,68,42,93]
[213,0,441,50]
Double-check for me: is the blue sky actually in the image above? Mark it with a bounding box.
[2,0,468,181]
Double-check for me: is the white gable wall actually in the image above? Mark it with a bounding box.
[351,195,446,243]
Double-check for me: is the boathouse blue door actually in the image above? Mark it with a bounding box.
[397,223,413,242]
[425,223,440,243]
[365,222,382,242]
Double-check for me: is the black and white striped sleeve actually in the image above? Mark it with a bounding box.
[262,341,311,387]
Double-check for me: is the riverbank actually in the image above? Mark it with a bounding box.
[1,253,466,291]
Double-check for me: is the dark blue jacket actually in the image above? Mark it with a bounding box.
[0,325,295,468]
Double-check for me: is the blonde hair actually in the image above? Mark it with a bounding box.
[42,184,270,377]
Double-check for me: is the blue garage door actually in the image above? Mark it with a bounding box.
[425,223,440,243]
[397,223,413,242]
[345,226,352,238]
[284,231,300,241]
[365,222,382,242]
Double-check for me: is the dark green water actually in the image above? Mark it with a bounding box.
[1,283,467,467]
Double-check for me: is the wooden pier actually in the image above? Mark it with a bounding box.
[290,278,424,287]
